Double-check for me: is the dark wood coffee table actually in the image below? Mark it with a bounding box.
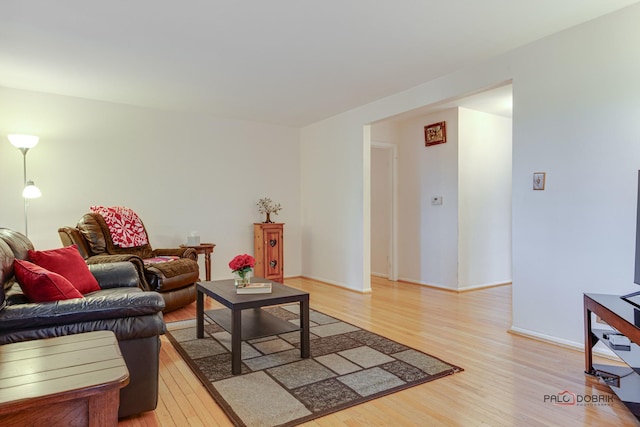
[196,278,310,375]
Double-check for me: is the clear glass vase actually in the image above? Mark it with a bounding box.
[234,269,252,288]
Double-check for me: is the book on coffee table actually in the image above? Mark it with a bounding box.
[236,282,272,294]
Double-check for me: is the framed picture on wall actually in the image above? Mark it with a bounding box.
[424,121,446,146]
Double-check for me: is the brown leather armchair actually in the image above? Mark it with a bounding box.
[0,228,165,418]
[59,212,199,312]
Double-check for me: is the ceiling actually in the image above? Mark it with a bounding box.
[388,83,514,122]
[1,1,637,127]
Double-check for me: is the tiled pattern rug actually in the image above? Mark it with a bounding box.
[166,305,463,427]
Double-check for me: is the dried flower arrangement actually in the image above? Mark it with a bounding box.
[257,197,282,223]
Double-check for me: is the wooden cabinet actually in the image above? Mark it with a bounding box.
[254,223,284,283]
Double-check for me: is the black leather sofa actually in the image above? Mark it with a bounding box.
[0,228,166,418]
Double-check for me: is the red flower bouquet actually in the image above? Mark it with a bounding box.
[229,254,256,276]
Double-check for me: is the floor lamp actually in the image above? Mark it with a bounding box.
[8,134,41,237]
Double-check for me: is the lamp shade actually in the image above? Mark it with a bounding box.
[8,134,39,149]
[22,181,42,199]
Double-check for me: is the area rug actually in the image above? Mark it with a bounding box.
[165,305,463,427]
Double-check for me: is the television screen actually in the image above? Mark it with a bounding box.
[621,171,640,306]
[636,170,640,285]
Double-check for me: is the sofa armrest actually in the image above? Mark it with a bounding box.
[0,287,165,333]
[86,253,144,266]
[86,254,150,290]
[89,261,139,289]
[154,247,197,261]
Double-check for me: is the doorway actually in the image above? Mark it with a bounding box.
[370,141,398,281]
[367,83,512,289]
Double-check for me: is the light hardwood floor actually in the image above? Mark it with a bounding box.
[119,277,639,426]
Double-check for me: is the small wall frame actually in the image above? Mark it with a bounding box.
[424,121,446,147]
[533,172,546,190]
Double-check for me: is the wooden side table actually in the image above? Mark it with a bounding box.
[181,243,216,281]
[0,331,129,426]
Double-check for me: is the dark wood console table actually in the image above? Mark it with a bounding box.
[584,293,640,420]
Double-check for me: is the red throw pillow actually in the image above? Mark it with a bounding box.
[14,259,84,302]
[28,245,101,294]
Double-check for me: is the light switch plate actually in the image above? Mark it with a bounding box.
[533,172,546,190]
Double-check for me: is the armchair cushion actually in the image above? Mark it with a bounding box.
[90,205,149,248]
[28,245,100,294]
[13,259,84,302]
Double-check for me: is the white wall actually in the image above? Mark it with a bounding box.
[300,3,640,346]
[458,108,512,290]
[370,121,400,143]
[0,87,302,280]
[397,109,460,289]
[300,116,370,290]
[509,8,640,343]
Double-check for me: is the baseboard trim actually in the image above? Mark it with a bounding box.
[458,281,512,292]
[397,278,457,292]
[295,275,508,294]
[508,326,619,361]
[299,275,372,293]
[397,278,511,293]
